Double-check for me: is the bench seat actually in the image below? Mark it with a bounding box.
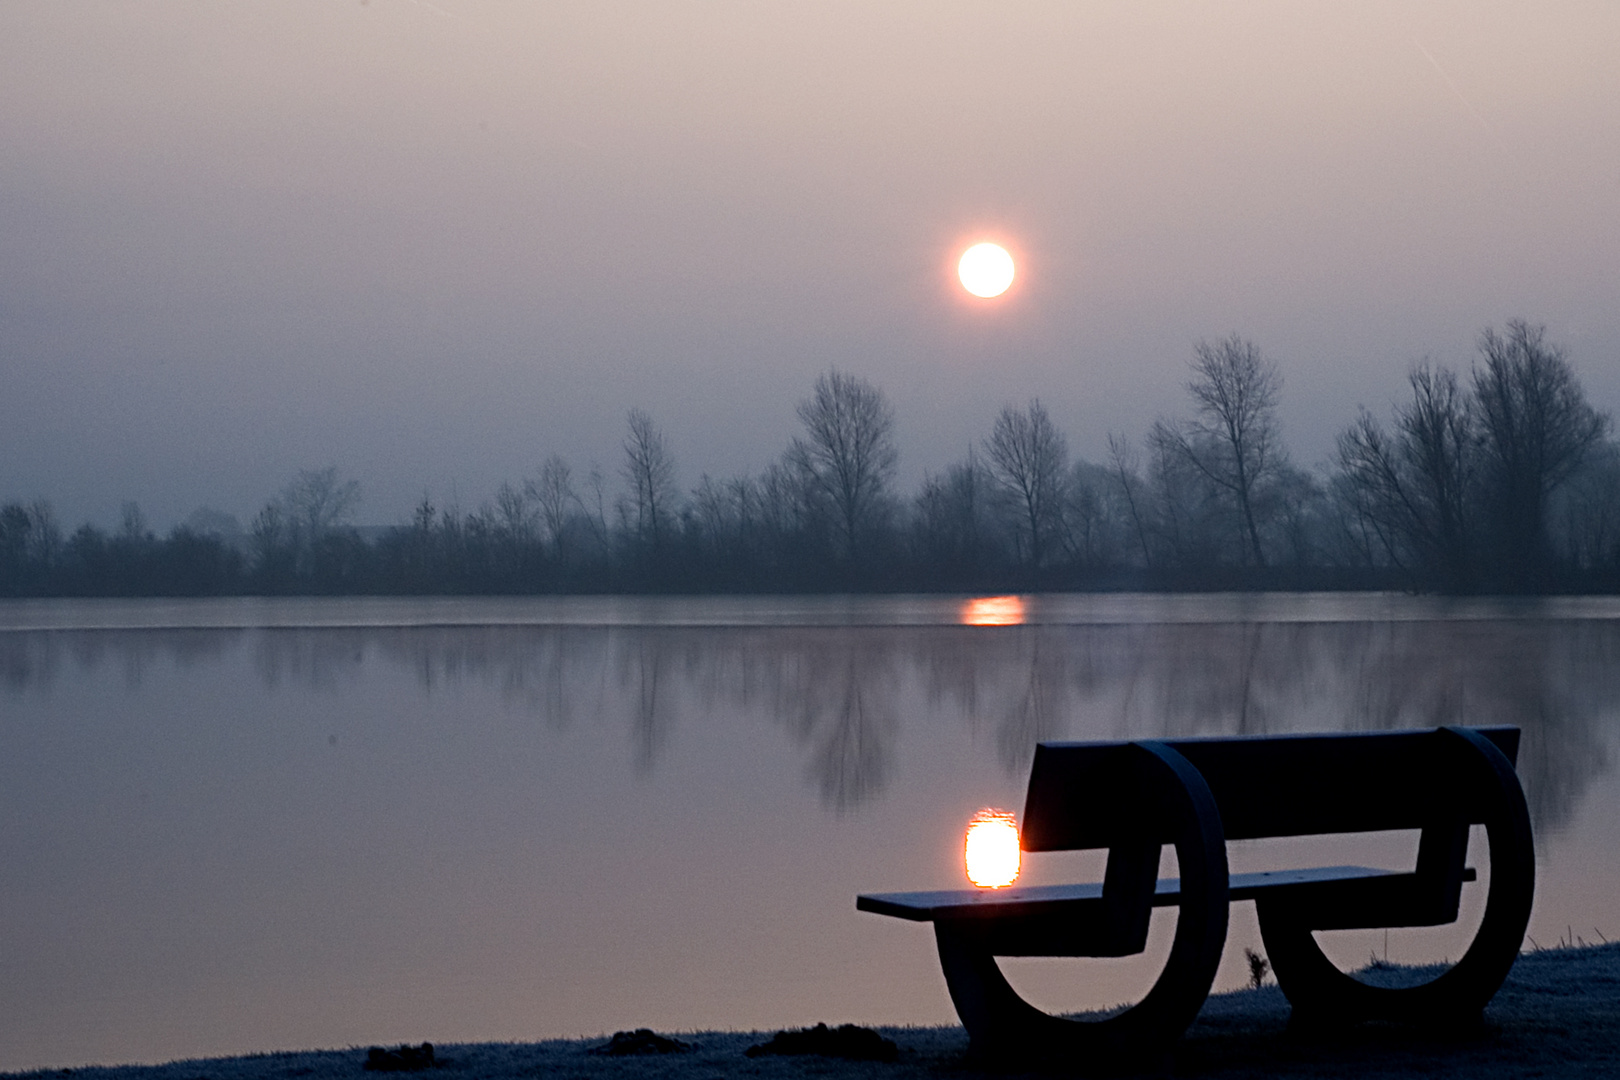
[857,864,1476,922]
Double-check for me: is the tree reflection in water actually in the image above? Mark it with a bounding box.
[262,619,1620,836]
[682,627,901,810]
[3,618,1617,836]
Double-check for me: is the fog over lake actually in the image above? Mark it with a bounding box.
[6,5,1619,530]
[3,595,1618,1071]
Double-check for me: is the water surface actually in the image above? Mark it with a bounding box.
[3,595,1617,1071]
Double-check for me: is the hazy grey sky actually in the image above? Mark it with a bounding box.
[4,1,1617,528]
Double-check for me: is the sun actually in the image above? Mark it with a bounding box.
[958,242,1015,298]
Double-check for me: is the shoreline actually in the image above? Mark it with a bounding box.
[9,943,1617,1080]
[8,591,1620,634]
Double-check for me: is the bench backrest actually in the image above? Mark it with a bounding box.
[1021,727,1519,852]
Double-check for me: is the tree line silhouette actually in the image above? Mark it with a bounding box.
[4,320,1617,597]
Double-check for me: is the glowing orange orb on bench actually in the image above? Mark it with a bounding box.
[965,809,1021,888]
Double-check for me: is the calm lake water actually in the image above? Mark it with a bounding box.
[4,594,1619,1071]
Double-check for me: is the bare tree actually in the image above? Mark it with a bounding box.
[1107,433,1154,567]
[789,370,898,564]
[242,471,359,586]
[182,506,244,542]
[1472,320,1610,588]
[0,500,62,590]
[913,449,994,575]
[621,408,678,553]
[491,481,538,546]
[1061,459,1119,567]
[1269,462,1328,567]
[279,466,361,541]
[1399,364,1476,572]
[1335,411,1407,571]
[582,463,611,550]
[1147,419,1225,567]
[756,458,808,559]
[1336,363,1476,589]
[119,501,151,543]
[1164,336,1285,567]
[249,501,292,582]
[1554,440,1620,570]
[984,400,1068,568]
[25,500,61,564]
[527,454,578,550]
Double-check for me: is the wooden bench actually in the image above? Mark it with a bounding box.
[857,726,1534,1062]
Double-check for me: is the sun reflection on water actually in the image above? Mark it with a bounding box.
[960,595,1026,626]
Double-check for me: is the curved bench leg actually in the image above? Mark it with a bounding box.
[1257,727,1535,1027]
[1256,900,1382,1028]
[931,741,1229,1065]
[935,922,1075,1053]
